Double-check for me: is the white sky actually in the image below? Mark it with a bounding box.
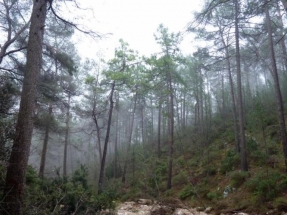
[71,0,203,60]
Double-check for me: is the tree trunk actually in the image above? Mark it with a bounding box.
[167,69,174,190]
[265,0,287,171]
[92,98,103,164]
[39,104,53,178]
[98,81,115,194]
[63,92,71,177]
[122,91,138,183]
[234,0,248,171]
[2,1,48,214]
[219,27,240,153]
[114,92,119,178]
[157,100,162,158]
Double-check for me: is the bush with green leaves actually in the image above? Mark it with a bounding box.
[220,150,240,174]
[22,165,117,215]
[246,171,287,201]
[173,171,188,185]
[230,171,249,188]
[206,190,222,201]
[179,184,195,200]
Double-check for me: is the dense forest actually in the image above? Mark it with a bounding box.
[1,0,287,214]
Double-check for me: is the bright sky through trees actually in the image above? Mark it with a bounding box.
[73,0,203,60]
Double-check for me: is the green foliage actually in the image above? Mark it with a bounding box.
[173,171,188,185]
[204,165,217,176]
[230,171,249,188]
[179,184,195,200]
[22,165,117,215]
[154,160,168,177]
[245,171,287,201]
[206,190,222,201]
[220,150,240,174]
[246,137,258,153]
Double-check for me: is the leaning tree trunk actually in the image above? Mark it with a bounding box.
[234,0,248,171]
[2,1,48,214]
[98,81,115,194]
[265,0,287,171]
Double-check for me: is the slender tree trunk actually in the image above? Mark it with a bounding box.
[2,1,48,214]
[221,75,226,117]
[234,0,248,171]
[220,29,240,153]
[265,0,287,171]
[167,69,174,190]
[98,82,115,193]
[157,100,162,158]
[39,104,53,178]
[182,91,186,128]
[122,92,138,183]
[92,99,103,164]
[114,92,119,178]
[141,104,145,144]
[276,1,287,73]
[63,92,71,177]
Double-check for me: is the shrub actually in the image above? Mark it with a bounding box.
[206,190,222,200]
[230,171,249,188]
[246,171,287,201]
[179,184,195,200]
[173,171,188,185]
[204,165,217,176]
[220,150,240,174]
[23,165,117,215]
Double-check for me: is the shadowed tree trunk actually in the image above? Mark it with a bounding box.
[2,0,48,214]
[234,0,248,171]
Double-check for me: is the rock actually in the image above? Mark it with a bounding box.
[236,213,248,215]
[117,210,138,215]
[150,205,174,215]
[204,207,213,213]
[196,207,205,212]
[173,208,194,215]
[138,199,153,205]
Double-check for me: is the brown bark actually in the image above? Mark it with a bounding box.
[234,0,248,171]
[2,1,48,214]
[265,0,287,171]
